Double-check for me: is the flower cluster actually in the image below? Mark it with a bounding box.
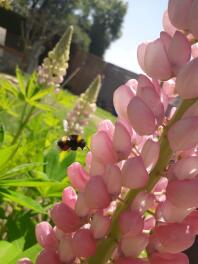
[18,0,198,263]
[37,26,73,89]
[63,75,101,135]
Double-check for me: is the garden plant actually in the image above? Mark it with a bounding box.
[1,0,198,264]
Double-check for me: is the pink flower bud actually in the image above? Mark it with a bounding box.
[103,164,121,197]
[62,187,77,209]
[141,139,160,172]
[127,96,156,135]
[36,249,62,264]
[163,10,177,36]
[168,116,198,151]
[168,0,192,30]
[67,162,89,191]
[131,191,155,214]
[152,177,168,193]
[113,81,136,120]
[113,121,132,161]
[91,131,117,165]
[53,227,66,241]
[166,179,198,209]
[119,210,144,236]
[122,157,149,189]
[120,233,149,257]
[75,192,90,217]
[86,151,92,170]
[84,176,111,209]
[58,235,75,263]
[150,252,189,264]
[97,119,115,140]
[172,156,198,180]
[35,222,57,250]
[17,258,33,264]
[72,229,96,257]
[176,58,198,99]
[115,257,149,264]
[154,223,195,253]
[91,212,111,239]
[51,203,82,233]
[183,210,198,234]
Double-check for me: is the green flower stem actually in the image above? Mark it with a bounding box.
[88,98,197,264]
[11,105,35,144]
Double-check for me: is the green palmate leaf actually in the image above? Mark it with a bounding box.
[0,144,18,169]
[27,100,54,112]
[0,179,56,187]
[0,240,22,264]
[0,162,45,179]
[0,189,46,213]
[8,243,41,264]
[44,147,76,181]
[26,72,38,98]
[30,87,52,102]
[0,124,4,146]
[16,67,26,96]
[0,78,18,97]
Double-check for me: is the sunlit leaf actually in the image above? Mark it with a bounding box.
[0,240,21,264]
[0,189,46,213]
[0,124,4,146]
[0,145,18,169]
[16,67,26,96]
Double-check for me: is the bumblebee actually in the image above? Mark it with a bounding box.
[57,135,86,151]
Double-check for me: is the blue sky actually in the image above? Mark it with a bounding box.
[105,0,168,73]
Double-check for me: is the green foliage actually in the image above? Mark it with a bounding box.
[0,69,115,260]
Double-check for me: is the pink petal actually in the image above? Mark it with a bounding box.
[62,187,77,209]
[137,85,165,124]
[84,176,111,209]
[97,119,115,140]
[119,210,144,236]
[72,229,96,258]
[137,42,148,73]
[166,179,198,209]
[143,216,156,231]
[122,157,149,189]
[191,43,198,59]
[144,38,172,80]
[90,157,106,176]
[58,235,75,263]
[150,252,189,264]
[188,0,198,38]
[103,164,121,197]
[168,116,198,151]
[91,212,111,239]
[154,223,195,253]
[167,31,191,74]
[121,233,149,257]
[131,191,155,214]
[113,121,132,161]
[127,96,157,135]
[183,101,198,119]
[75,192,90,217]
[176,57,198,99]
[163,10,177,36]
[90,131,117,164]
[67,162,89,191]
[36,249,62,264]
[168,0,192,30]
[183,210,198,235]
[35,222,57,250]
[141,139,160,172]
[172,156,198,180]
[113,82,136,120]
[50,203,82,233]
